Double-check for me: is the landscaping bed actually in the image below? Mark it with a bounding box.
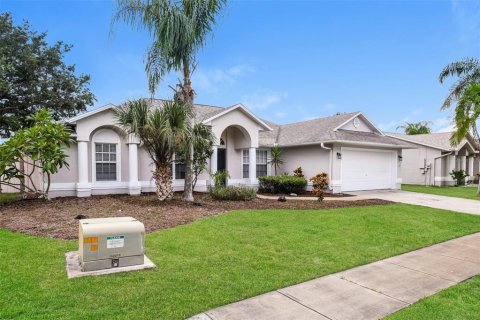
[257,191,354,198]
[0,192,389,239]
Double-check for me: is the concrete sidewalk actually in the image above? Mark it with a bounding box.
[189,233,480,320]
[350,190,480,216]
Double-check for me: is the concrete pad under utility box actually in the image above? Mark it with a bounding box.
[65,251,155,279]
[279,275,407,320]
[338,261,454,303]
[204,292,329,320]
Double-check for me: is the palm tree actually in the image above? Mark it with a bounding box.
[115,99,191,201]
[112,0,226,202]
[268,146,284,175]
[450,83,480,145]
[439,57,480,110]
[396,121,432,135]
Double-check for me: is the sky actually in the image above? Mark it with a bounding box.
[2,0,480,133]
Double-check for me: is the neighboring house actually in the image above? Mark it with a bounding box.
[386,132,480,186]
[48,99,412,198]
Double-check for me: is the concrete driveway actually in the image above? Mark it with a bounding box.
[350,190,480,215]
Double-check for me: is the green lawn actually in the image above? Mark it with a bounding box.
[402,184,480,201]
[0,192,20,204]
[387,275,480,320]
[1,204,480,319]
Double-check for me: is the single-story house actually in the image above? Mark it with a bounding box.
[386,132,480,186]
[48,99,412,198]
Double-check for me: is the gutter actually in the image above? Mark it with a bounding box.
[433,152,453,187]
[320,143,334,191]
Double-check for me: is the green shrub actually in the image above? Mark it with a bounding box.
[212,170,229,187]
[258,175,307,194]
[209,186,256,201]
[450,169,468,186]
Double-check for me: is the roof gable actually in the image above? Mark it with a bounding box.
[334,112,384,135]
[201,103,272,131]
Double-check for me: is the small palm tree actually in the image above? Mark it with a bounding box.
[112,0,226,202]
[269,146,284,175]
[396,121,432,135]
[115,99,191,201]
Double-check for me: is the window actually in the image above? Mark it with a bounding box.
[175,156,185,179]
[95,143,117,181]
[256,150,268,177]
[242,149,249,178]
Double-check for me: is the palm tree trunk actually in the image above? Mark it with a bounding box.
[180,60,195,202]
[153,163,173,201]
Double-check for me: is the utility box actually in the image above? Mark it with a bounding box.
[78,217,145,272]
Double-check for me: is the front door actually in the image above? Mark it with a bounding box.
[217,148,226,172]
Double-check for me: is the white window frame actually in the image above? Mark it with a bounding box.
[242,149,249,179]
[256,149,268,177]
[91,129,121,183]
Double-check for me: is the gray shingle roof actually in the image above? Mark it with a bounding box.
[259,112,409,147]
[145,99,224,122]
[386,132,462,151]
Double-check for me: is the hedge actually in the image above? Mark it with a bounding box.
[209,186,256,201]
[258,175,307,194]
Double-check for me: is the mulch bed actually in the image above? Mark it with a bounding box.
[0,192,390,240]
[257,192,354,198]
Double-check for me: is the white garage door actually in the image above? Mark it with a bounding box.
[341,148,396,192]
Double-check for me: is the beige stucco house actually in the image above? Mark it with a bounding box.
[48,99,412,198]
[386,132,480,186]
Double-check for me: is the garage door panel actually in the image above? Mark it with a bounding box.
[341,149,395,192]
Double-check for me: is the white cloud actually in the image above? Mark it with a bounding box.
[228,64,256,76]
[451,0,480,49]
[192,63,256,93]
[243,91,288,110]
[324,103,336,110]
[275,111,288,118]
[378,116,410,132]
[412,108,423,116]
[431,116,455,133]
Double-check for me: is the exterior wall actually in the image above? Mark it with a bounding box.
[400,146,441,186]
[280,145,330,189]
[48,105,268,198]
[0,157,42,194]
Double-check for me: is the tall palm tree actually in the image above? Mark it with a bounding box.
[439,57,480,110]
[450,83,480,145]
[115,99,191,201]
[112,0,226,202]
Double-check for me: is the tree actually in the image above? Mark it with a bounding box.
[115,99,191,201]
[112,0,226,202]
[268,146,284,175]
[0,109,73,198]
[397,121,432,135]
[439,59,480,196]
[439,57,480,111]
[177,122,216,189]
[0,12,95,138]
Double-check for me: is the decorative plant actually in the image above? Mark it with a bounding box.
[0,109,73,199]
[115,99,191,201]
[310,172,329,202]
[212,170,230,187]
[258,175,307,194]
[268,146,284,175]
[449,169,468,186]
[293,167,304,178]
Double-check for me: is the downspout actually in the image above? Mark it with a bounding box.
[320,143,334,191]
[433,152,453,187]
